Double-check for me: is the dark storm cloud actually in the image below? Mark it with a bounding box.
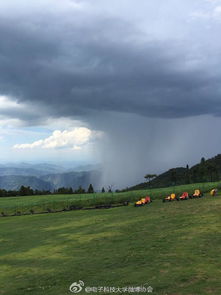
[2,0,221,188]
[1,5,221,123]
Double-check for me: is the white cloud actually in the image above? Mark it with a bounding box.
[190,11,211,20]
[42,117,87,130]
[190,2,221,21]
[214,5,221,15]
[0,95,48,128]
[0,95,24,110]
[0,118,24,128]
[13,127,102,150]
[0,96,89,130]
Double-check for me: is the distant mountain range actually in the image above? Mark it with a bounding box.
[0,162,67,176]
[0,163,102,191]
[4,154,221,192]
[40,170,101,190]
[0,175,53,191]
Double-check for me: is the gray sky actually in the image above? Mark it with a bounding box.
[0,0,221,187]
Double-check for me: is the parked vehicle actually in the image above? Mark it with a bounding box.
[135,196,152,207]
[210,189,218,196]
[189,189,203,199]
[163,193,178,202]
[178,192,189,201]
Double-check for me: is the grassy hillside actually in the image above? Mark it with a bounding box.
[129,167,187,190]
[0,181,220,216]
[128,154,221,190]
[0,196,220,295]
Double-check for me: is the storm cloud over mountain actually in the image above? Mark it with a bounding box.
[1,0,221,187]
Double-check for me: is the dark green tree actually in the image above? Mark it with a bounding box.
[75,186,85,194]
[0,189,7,197]
[144,174,157,188]
[108,185,113,193]
[68,187,73,194]
[201,157,206,164]
[19,186,33,196]
[87,184,94,193]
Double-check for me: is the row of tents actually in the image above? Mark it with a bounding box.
[134,188,218,207]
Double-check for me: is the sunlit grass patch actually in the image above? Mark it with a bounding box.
[0,196,220,295]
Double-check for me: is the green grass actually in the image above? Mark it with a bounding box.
[0,181,220,216]
[0,196,220,295]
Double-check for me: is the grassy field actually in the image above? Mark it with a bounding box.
[0,195,220,295]
[0,181,220,216]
